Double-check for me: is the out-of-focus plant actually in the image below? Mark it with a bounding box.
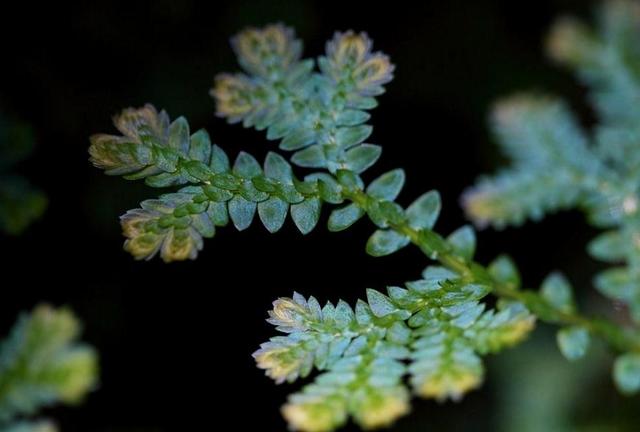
[0,116,47,235]
[464,0,640,400]
[89,2,640,431]
[0,305,98,432]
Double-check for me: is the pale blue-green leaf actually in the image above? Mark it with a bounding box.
[406,190,441,229]
[366,289,397,317]
[588,230,626,263]
[280,128,316,151]
[335,125,372,148]
[336,110,371,126]
[366,229,410,257]
[191,212,215,238]
[541,272,575,313]
[228,195,256,230]
[210,145,230,173]
[613,353,640,395]
[207,202,229,226]
[264,152,293,183]
[291,145,326,168]
[344,144,382,173]
[291,198,321,234]
[557,326,590,361]
[488,255,521,289]
[366,169,405,201]
[446,225,476,260]
[594,268,635,301]
[233,152,262,178]
[189,129,212,163]
[168,116,190,154]
[328,203,364,232]
[258,197,288,233]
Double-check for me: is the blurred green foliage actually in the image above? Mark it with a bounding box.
[0,116,46,235]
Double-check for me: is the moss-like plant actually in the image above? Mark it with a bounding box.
[89,2,640,430]
[0,305,98,432]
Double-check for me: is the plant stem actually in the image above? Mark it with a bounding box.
[343,187,640,354]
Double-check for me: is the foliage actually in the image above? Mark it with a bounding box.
[463,0,640,397]
[90,6,640,431]
[0,305,98,431]
[0,116,47,235]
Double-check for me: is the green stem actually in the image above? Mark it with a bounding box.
[343,187,640,354]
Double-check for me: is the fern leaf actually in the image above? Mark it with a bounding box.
[211,25,393,174]
[256,269,534,431]
[0,305,98,426]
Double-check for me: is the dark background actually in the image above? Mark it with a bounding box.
[1,0,638,430]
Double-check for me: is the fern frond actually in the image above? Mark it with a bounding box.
[547,0,640,125]
[90,17,640,431]
[462,168,584,229]
[256,268,534,431]
[0,305,98,427]
[462,95,604,228]
[462,0,640,392]
[211,25,392,174]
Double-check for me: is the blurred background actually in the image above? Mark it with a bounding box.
[1,0,639,430]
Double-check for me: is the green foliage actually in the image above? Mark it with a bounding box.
[0,305,98,430]
[613,353,640,395]
[255,270,534,431]
[90,12,640,432]
[462,0,640,388]
[210,25,393,174]
[0,116,47,235]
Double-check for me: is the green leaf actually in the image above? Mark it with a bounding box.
[264,152,293,183]
[210,145,230,173]
[258,197,289,233]
[207,202,229,226]
[328,204,364,232]
[233,152,262,178]
[280,128,316,151]
[191,212,215,238]
[488,255,521,289]
[366,230,410,257]
[557,326,590,361]
[540,272,575,313]
[446,225,476,260]
[366,289,397,317]
[335,125,372,148]
[588,230,626,263]
[594,268,633,300]
[168,116,190,154]
[366,169,405,201]
[406,190,441,229]
[228,195,256,230]
[291,145,326,168]
[613,353,640,395]
[189,129,212,163]
[336,110,371,126]
[291,198,321,234]
[344,144,382,173]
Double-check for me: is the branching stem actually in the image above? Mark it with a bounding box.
[343,187,640,353]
